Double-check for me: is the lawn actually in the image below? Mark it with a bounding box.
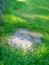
[0,0,49,65]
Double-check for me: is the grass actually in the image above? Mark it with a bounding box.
[0,44,49,65]
[0,0,49,65]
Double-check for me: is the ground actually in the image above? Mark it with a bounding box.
[0,0,49,65]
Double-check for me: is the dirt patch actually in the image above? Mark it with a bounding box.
[8,28,41,50]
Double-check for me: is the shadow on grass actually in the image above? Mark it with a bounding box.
[5,0,27,14]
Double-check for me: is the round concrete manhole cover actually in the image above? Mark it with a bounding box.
[8,28,41,50]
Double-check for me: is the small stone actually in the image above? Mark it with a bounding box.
[8,28,41,50]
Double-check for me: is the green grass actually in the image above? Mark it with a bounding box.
[0,0,49,65]
[0,44,49,65]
